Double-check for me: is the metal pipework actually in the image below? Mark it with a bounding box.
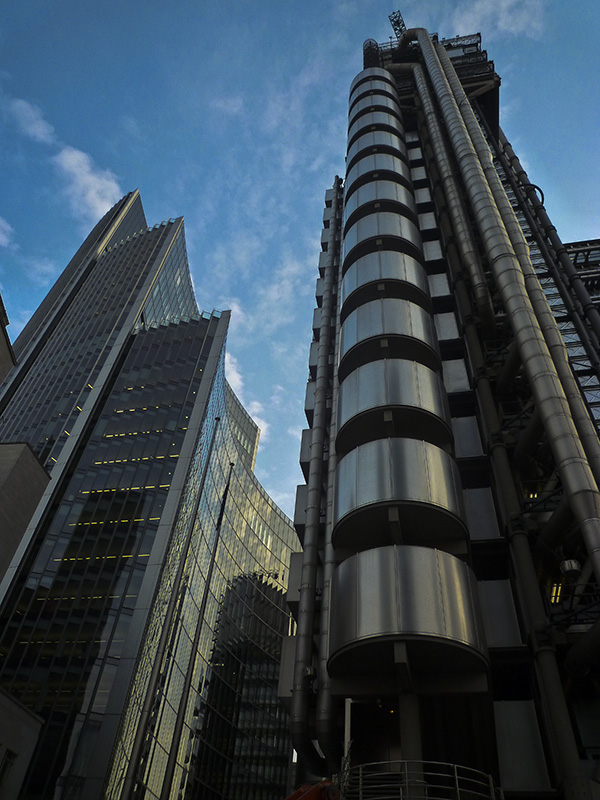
[398,28,600,581]
[422,140,587,800]
[384,60,496,335]
[434,40,600,491]
[315,280,342,770]
[398,29,597,796]
[434,37,600,688]
[291,178,342,775]
[488,124,600,375]
[500,132,600,350]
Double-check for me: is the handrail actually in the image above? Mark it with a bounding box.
[340,760,502,800]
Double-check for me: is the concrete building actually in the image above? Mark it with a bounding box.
[285,15,600,800]
[0,191,298,799]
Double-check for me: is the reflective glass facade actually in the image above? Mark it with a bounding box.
[0,192,297,800]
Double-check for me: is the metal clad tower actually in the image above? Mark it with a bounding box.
[284,15,600,800]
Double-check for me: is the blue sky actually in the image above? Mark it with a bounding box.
[0,0,599,518]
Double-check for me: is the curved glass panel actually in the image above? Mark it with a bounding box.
[347,130,407,169]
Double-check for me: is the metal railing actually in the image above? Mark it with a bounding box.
[339,761,503,800]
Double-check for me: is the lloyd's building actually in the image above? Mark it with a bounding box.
[283,12,600,800]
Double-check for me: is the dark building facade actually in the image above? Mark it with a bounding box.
[0,191,298,800]
[285,15,600,800]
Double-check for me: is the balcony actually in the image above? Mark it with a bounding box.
[338,760,502,800]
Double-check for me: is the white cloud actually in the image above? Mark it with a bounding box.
[4,94,123,226]
[225,351,244,396]
[451,0,546,39]
[218,297,249,338]
[6,307,33,339]
[52,146,123,223]
[225,352,270,440]
[120,113,145,142]
[247,399,270,441]
[251,250,314,335]
[210,95,244,116]
[286,424,303,442]
[0,217,15,248]
[27,257,59,287]
[265,487,296,520]
[8,98,56,144]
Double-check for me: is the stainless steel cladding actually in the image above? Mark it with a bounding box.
[336,359,452,456]
[338,297,440,380]
[349,75,397,103]
[344,181,416,224]
[348,93,401,122]
[328,545,488,680]
[340,250,430,318]
[346,132,407,169]
[349,67,397,96]
[343,211,423,264]
[332,437,467,554]
[345,155,413,201]
[348,111,404,145]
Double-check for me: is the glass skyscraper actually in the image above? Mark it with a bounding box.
[0,190,297,800]
[284,15,600,800]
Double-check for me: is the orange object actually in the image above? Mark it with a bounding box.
[284,780,340,800]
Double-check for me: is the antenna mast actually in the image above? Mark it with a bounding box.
[388,10,407,38]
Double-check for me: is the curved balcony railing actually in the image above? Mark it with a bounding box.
[339,760,502,800]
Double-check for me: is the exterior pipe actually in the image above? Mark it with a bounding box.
[434,40,600,491]
[291,178,341,775]
[426,154,587,796]
[536,497,574,565]
[385,61,496,335]
[434,35,600,688]
[399,29,595,798]
[513,408,543,475]
[488,124,600,374]
[500,132,600,350]
[495,341,521,395]
[410,29,600,582]
[315,255,342,770]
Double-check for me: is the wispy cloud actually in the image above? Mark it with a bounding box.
[53,146,122,224]
[451,0,546,39]
[225,352,270,440]
[5,95,123,225]
[8,98,56,144]
[225,351,244,396]
[26,257,59,287]
[210,94,244,116]
[0,217,15,248]
[5,307,33,339]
